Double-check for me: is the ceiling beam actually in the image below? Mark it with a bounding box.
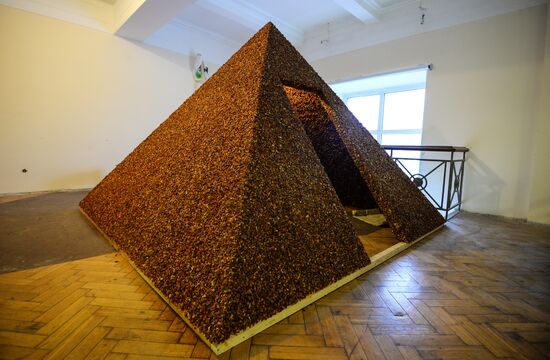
[197,0,304,46]
[114,0,196,41]
[333,0,380,23]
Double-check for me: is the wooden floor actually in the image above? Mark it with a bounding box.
[1,213,549,359]
[359,228,400,256]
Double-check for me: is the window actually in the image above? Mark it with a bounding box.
[331,67,428,145]
[331,67,429,174]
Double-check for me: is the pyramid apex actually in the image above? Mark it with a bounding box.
[259,21,280,35]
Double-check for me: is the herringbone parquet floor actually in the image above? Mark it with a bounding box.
[1,213,549,359]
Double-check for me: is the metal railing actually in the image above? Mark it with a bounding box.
[382,145,469,220]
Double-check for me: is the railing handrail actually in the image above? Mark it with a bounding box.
[382,145,469,153]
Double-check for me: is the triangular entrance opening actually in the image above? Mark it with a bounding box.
[283,85,378,210]
[282,85,401,256]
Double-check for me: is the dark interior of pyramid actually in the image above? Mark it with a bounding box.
[283,86,378,210]
[80,22,444,346]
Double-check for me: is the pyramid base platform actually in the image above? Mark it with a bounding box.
[80,207,443,355]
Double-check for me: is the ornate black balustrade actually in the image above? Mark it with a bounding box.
[382,145,469,220]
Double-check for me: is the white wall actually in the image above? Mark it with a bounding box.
[528,8,550,224]
[0,5,203,194]
[1,5,548,224]
[313,5,549,223]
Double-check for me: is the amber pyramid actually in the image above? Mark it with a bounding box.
[80,23,443,348]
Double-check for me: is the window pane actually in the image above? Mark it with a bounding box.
[380,133,421,146]
[382,89,425,130]
[346,95,380,131]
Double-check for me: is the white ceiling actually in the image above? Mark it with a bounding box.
[2,0,547,65]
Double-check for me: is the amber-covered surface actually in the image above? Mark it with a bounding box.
[81,22,444,343]
[80,24,373,343]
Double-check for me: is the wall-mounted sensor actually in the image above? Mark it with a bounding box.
[193,53,208,83]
